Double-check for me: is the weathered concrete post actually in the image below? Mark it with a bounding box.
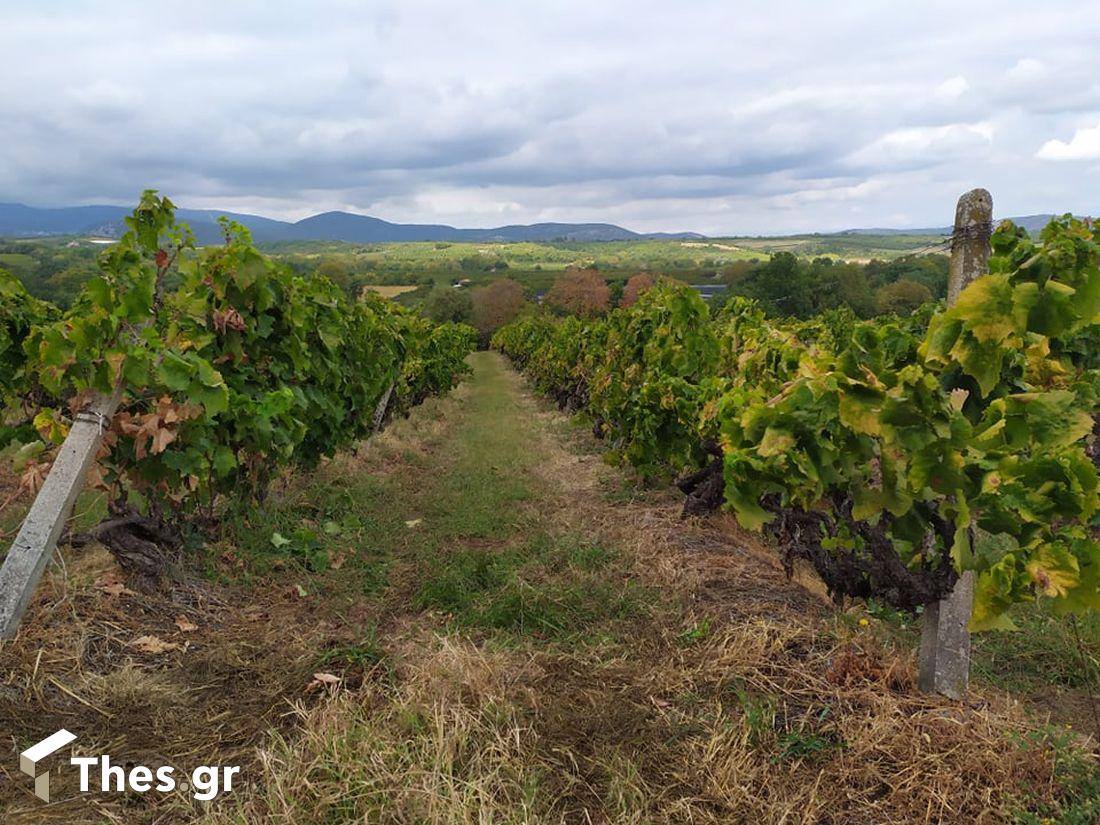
[372,382,396,434]
[0,387,123,639]
[917,188,992,698]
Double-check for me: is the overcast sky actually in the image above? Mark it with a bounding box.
[1,1,1098,234]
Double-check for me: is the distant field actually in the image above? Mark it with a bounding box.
[265,233,939,272]
[361,284,420,298]
[264,237,769,293]
[266,237,762,271]
[0,232,948,305]
[726,232,945,261]
[0,252,37,276]
[250,233,951,301]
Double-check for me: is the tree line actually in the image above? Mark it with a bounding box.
[421,253,950,343]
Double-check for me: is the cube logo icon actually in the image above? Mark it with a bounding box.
[20,729,77,802]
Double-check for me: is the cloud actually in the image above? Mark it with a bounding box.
[1007,58,1046,82]
[845,123,994,173]
[1037,125,1100,160]
[934,76,970,99]
[0,0,1098,232]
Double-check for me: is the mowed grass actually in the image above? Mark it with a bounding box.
[414,533,645,640]
[195,353,657,822]
[221,351,646,645]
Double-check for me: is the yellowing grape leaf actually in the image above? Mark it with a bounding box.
[756,427,794,457]
[951,276,1021,343]
[1026,545,1079,598]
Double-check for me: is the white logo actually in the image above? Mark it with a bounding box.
[20,728,77,802]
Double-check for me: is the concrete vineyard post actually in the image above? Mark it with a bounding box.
[0,387,123,639]
[372,382,395,434]
[917,188,992,698]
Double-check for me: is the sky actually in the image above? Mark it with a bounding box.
[1,0,1099,235]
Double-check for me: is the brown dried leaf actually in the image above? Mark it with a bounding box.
[66,389,95,415]
[84,461,109,492]
[174,615,198,633]
[114,412,141,435]
[130,635,179,654]
[213,307,247,334]
[150,425,177,455]
[19,461,49,495]
[100,581,137,598]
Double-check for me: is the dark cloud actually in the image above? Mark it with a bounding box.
[1,0,1098,234]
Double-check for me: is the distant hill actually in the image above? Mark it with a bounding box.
[0,200,1070,245]
[0,202,703,244]
[0,203,137,236]
[841,214,1060,236]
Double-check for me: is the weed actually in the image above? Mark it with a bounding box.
[678,617,712,645]
[776,730,838,762]
[318,628,385,670]
[414,547,516,613]
[415,536,646,640]
[775,707,842,762]
[730,685,776,748]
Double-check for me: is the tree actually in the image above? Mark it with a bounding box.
[732,252,814,318]
[315,257,353,296]
[620,273,657,307]
[874,278,933,315]
[545,269,611,318]
[866,254,949,299]
[833,264,876,318]
[423,286,472,324]
[471,279,525,340]
[808,261,875,318]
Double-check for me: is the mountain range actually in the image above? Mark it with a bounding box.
[840,214,1058,236]
[0,202,1071,244]
[0,202,704,244]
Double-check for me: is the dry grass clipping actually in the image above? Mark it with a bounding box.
[200,619,1071,824]
[0,544,320,823]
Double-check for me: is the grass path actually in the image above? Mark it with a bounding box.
[206,352,1096,824]
[1,352,1096,823]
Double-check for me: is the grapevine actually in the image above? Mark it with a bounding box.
[4,192,474,571]
[494,216,1099,627]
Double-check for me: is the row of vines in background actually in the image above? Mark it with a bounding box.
[494,216,1100,630]
[0,192,475,573]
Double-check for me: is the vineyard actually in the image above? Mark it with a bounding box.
[494,214,1099,636]
[0,196,1098,822]
[1,192,475,579]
